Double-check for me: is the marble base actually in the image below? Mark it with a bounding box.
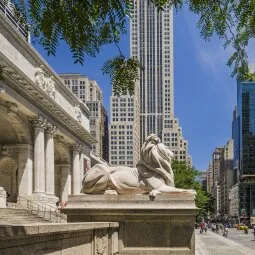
[62,193,198,255]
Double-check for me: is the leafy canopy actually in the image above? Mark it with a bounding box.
[172,160,214,218]
[3,0,255,93]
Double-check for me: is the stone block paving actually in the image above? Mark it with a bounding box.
[195,229,255,255]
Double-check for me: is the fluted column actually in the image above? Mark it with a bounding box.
[70,143,82,195]
[32,116,47,193]
[45,123,57,195]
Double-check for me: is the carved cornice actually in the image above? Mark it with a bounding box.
[0,59,97,145]
[0,15,96,146]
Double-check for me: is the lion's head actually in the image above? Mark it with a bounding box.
[138,134,175,187]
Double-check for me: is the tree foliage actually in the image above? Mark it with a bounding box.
[172,160,213,219]
[2,0,255,93]
[102,56,140,95]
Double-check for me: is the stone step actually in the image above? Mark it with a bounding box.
[0,221,48,225]
[0,211,36,215]
[0,208,32,213]
[0,207,66,224]
[0,217,49,222]
[0,218,49,221]
[0,208,52,224]
[0,215,43,219]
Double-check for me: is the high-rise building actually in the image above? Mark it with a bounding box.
[109,82,140,167]
[230,81,255,222]
[206,161,213,193]
[236,82,255,178]
[219,139,234,215]
[59,74,109,162]
[210,147,223,216]
[101,107,109,162]
[232,106,239,184]
[212,147,224,184]
[128,0,191,164]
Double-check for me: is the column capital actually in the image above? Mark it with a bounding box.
[31,115,47,129]
[45,122,57,135]
[70,142,82,152]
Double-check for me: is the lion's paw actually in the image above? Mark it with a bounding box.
[149,190,160,201]
[104,189,118,195]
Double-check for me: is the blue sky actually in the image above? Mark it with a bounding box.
[34,7,237,171]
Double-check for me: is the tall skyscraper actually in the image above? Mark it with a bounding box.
[219,139,234,215]
[130,0,191,164]
[206,161,213,193]
[210,147,223,215]
[230,81,255,222]
[212,147,224,184]
[109,1,191,166]
[59,74,109,162]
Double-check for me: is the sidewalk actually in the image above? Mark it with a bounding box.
[195,229,254,255]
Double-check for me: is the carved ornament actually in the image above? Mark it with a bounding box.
[31,115,47,129]
[75,105,82,123]
[95,229,108,255]
[35,65,56,99]
[70,142,82,152]
[45,122,57,135]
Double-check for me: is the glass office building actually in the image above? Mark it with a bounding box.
[237,82,255,176]
[233,82,255,220]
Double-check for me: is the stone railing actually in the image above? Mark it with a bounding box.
[0,222,119,255]
[10,196,67,223]
[0,1,29,41]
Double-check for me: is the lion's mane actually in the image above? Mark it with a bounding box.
[137,134,175,187]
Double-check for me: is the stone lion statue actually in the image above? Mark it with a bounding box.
[81,134,195,199]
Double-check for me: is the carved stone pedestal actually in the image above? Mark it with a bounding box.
[62,193,198,255]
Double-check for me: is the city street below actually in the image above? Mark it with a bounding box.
[195,228,255,255]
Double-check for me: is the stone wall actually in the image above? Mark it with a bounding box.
[0,222,119,255]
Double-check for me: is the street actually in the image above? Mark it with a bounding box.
[196,228,255,254]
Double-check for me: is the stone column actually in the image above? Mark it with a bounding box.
[32,116,47,193]
[60,164,71,202]
[17,144,33,197]
[70,143,82,195]
[45,123,57,196]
